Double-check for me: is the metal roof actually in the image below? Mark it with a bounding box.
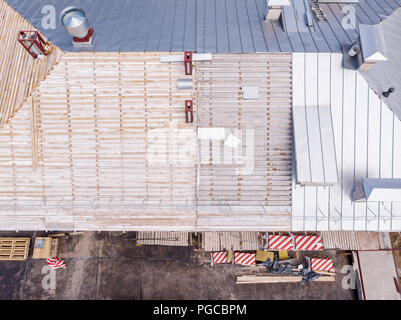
[358,7,401,122]
[292,52,401,232]
[293,105,338,186]
[6,0,401,53]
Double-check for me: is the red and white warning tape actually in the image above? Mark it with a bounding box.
[294,235,324,251]
[268,235,294,250]
[46,257,67,269]
[310,257,334,272]
[211,251,229,265]
[233,252,256,266]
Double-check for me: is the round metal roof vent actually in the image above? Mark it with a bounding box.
[60,6,90,39]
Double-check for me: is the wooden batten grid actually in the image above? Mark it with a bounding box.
[0,0,63,128]
[195,54,293,230]
[0,48,295,231]
[0,52,197,231]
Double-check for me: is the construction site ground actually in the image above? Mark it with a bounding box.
[0,231,357,300]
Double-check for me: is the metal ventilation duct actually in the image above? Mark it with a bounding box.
[60,7,90,39]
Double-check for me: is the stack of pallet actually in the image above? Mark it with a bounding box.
[136,231,190,246]
[0,237,30,260]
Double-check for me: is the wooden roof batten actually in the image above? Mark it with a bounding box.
[0,0,63,128]
[0,50,294,232]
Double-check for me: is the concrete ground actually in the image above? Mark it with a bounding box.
[0,232,357,300]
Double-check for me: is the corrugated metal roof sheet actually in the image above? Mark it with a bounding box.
[6,0,401,53]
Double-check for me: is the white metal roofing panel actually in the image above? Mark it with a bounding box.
[342,68,357,230]
[305,54,318,107]
[293,106,311,183]
[318,106,338,184]
[354,73,369,230]
[363,179,401,202]
[317,54,331,107]
[306,106,325,183]
[293,105,338,186]
[292,52,401,231]
[292,53,305,106]
[328,53,344,231]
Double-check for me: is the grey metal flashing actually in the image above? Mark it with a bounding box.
[5,0,400,53]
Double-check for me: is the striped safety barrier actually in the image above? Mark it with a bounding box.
[310,257,334,272]
[233,252,256,266]
[211,251,229,265]
[294,235,324,251]
[46,257,66,269]
[268,235,294,250]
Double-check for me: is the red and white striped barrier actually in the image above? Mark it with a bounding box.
[268,235,294,250]
[46,257,66,269]
[310,257,334,272]
[233,252,256,266]
[294,235,324,251]
[211,251,229,265]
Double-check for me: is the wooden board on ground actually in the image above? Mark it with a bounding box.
[236,274,335,284]
[0,237,30,260]
[32,237,58,259]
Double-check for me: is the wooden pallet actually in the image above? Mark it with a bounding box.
[0,237,30,260]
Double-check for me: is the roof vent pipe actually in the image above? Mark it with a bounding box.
[60,7,94,47]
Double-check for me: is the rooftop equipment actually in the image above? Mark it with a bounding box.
[265,0,290,20]
[177,79,193,90]
[60,7,94,47]
[355,178,401,202]
[18,31,52,59]
[383,87,395,98]
[185,100,193,123]
[357,24,387,71]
